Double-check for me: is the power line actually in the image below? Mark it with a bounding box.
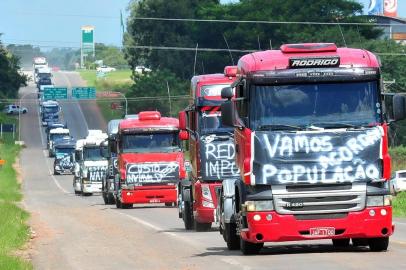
[13,11,406,27]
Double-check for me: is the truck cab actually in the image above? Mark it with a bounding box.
[219,43,406,254]
[102,119,121,205]
[53,139,76,175]
[73,139,85,194]
[41,100,60,126]
[178,66,240,231]
[115,111,186,209]
[79,131,108,195]
[47,128,70,157]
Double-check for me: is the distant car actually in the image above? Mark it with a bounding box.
[134,65,151,74]
[3,105,27,115]
[392,170,406,194]
[96,65,116,73]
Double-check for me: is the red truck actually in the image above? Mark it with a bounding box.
[178,66,240,231]
[114,111,187,208]
[219,43,406,254]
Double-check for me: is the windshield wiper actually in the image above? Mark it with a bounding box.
[309,122,365,129]
[257,124,304,131]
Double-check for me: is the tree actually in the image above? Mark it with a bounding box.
[94,43,128,68]
[124,0,381,79]
[0,38,27,100]
[126,69,189,116]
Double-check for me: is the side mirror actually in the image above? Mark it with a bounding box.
[221,101,235,127]
[178,111,187,130]
[393,94,406,121]
[179,130,189,141]
[221,87,234,100]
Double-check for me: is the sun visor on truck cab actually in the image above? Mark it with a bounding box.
[196,97,227,107]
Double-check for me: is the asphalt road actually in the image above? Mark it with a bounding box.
[19,71,406,270]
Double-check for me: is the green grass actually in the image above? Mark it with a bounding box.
[79,69,133,89]
[390,146,406,217]
[0,143,32,269]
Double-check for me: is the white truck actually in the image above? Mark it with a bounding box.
[33,57,48,82]
[73,131,108,195]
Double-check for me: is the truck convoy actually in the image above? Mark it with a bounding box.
[218,43,406,254]
[41,100,60,126]
[73,130,108,196]
[178,66,240,231]
[114,111,186,209]
[53,139,76,175]
[102,119,121,204]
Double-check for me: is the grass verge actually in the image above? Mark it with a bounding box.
[0,142,32,269]
[0,113,18,144]
[390,146,406,217]
[78,69,133,122]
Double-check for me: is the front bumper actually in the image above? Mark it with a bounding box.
[241,206,393,243]
[121,186,177,204]
[55,167,73,174]
[82,182,102,193]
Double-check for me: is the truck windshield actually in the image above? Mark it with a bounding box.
[50,134,68,141]
[55,147,74,156]
[43,106,59,114]
[84,147,104,161]
[250,81,380,130]
[199,110,233,134]
[122,132,180,153]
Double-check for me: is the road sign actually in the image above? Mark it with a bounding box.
[43,87,68,100]
[81,26,95,56]
[72,87,96,99]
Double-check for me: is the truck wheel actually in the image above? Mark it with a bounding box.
[115,198,122,209]
[53,170,59,175]
[74,190,81,195]
[183,201,194,230]
[122,203,133,209]
[332,238,350,247]
[368,237,389,252]
[107,193,116,205]
[352,238,368,247]
[224,223,240,250]
[102,193,109,204]
[165,202,174,207]
[240,238,263,255]
[194,221,212,232]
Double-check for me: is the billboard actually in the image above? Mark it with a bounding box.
[368,0,384,15]
[81,26,95,57]
[384,0,398,17]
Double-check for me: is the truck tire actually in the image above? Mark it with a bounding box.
[368,237,389,252]
[102,192,109,204]
[194,221,212,232]
[183,201,194,230]
[115,198,122,209]
[107,193,116,204]
[332,238,350,247]
[224,223,240,250]
[165,202,173,207]
[240,238,263,255]
[122,203,133,209]
[74,190,81,195]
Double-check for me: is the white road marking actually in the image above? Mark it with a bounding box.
[395,221,406,226]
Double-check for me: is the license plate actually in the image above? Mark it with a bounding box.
[309,227,335,237]
[149,199,160,203]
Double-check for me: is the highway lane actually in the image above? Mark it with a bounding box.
[19,72,406,270]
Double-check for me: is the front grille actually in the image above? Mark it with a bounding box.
[273,183,366,215]
[294,213,348,220]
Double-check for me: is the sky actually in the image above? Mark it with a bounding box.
[0,0,405,49]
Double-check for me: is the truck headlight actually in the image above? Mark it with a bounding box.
[202,185,212,201]
[367,195,392,207]
[244,200,274,212]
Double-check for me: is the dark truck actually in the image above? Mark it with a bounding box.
[178,66,240,231]
[219,43,406,254]
[102,119,121,204]
[53,139,76,175]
